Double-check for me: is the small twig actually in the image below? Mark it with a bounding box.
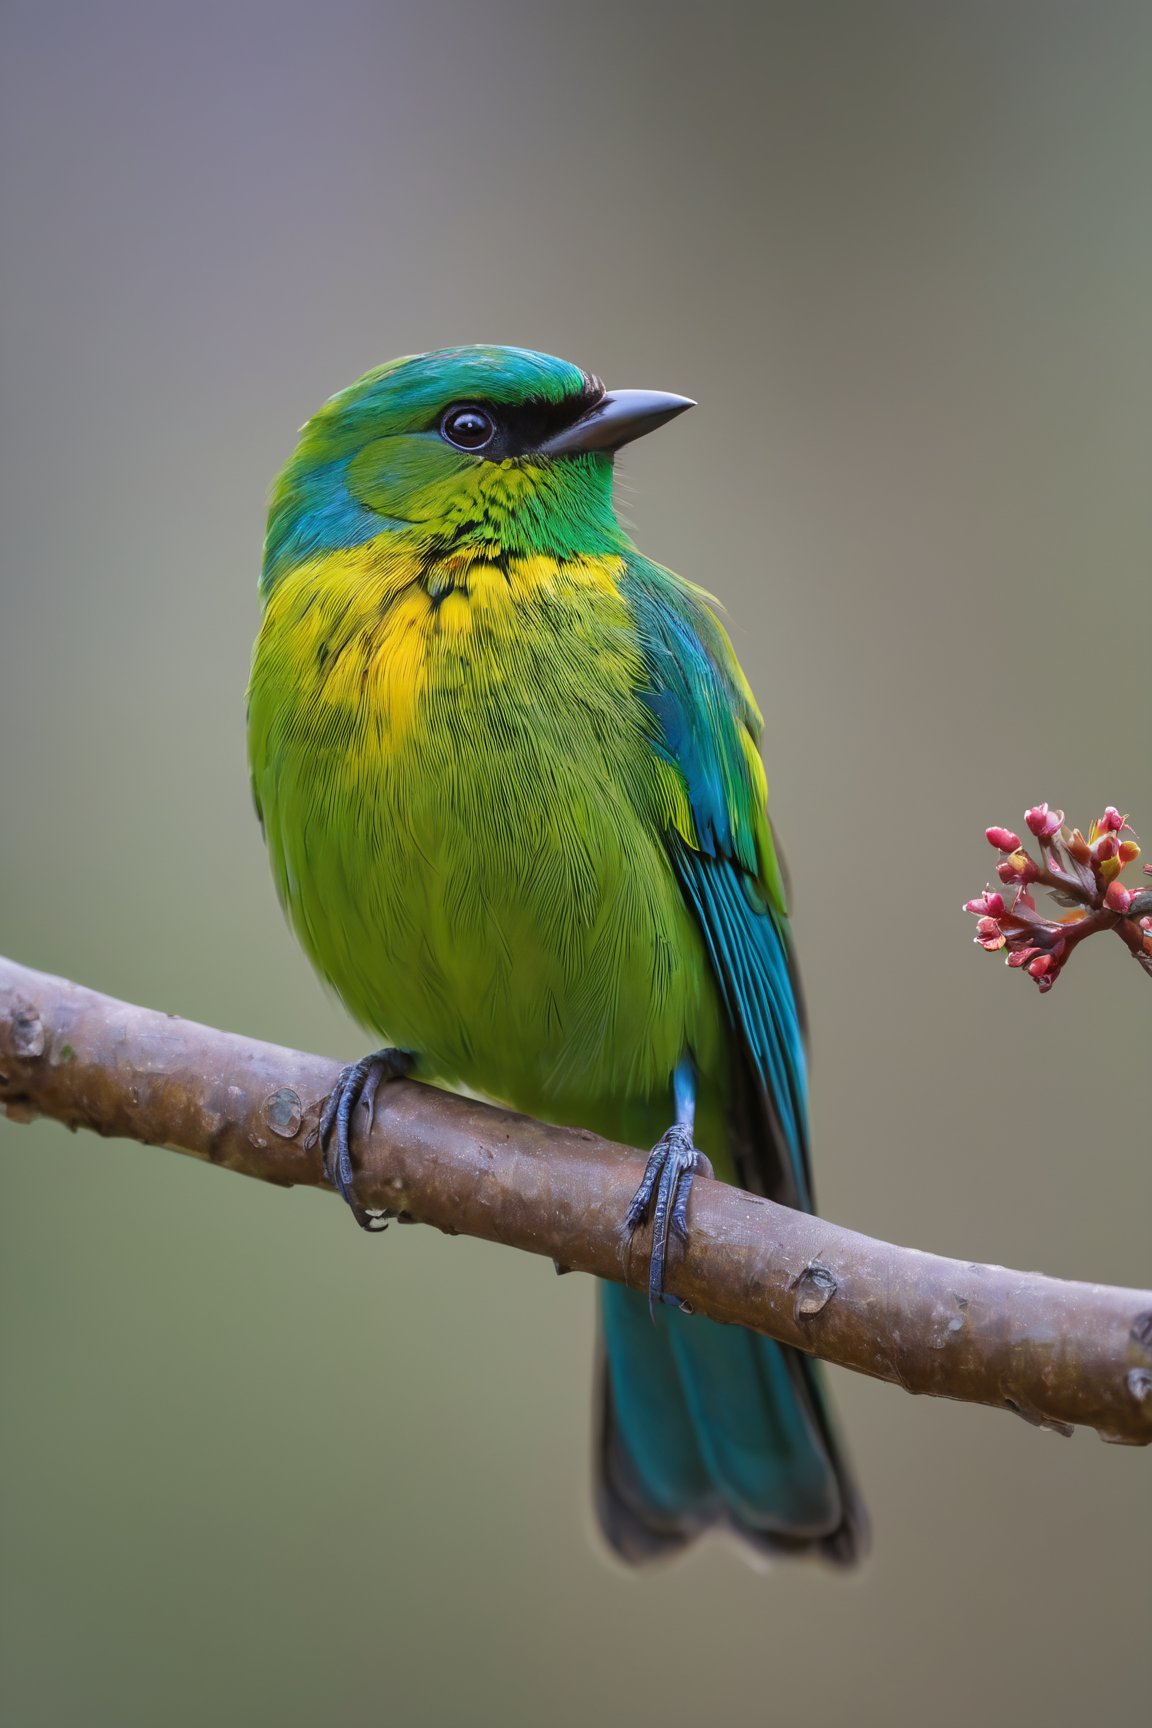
[968,803,1151,990]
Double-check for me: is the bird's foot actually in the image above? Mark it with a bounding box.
[313,1048,413,1231]
[623,1124,713,1313]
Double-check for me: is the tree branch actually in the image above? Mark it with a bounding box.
[2,954,1150,1445]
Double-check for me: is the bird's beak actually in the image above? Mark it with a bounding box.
[537,388,695,457]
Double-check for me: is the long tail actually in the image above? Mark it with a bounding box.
[596,1282,867,1565]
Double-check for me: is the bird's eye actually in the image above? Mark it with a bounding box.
[440,405,497,451]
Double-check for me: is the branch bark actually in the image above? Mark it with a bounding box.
[2,954,1150,1446]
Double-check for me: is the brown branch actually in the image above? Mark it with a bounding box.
[2,954,1150,1445]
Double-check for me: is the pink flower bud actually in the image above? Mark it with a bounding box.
[997,851,1040,885]
[1103,881,1133,914]
[986,826,1021,852]
[964,890,1006,917]
[975,918,1007,951]
[1092,834,1118,862]
[1028,953,1054,978]
[1097,807,1125,833]
[1025,803,1063,839]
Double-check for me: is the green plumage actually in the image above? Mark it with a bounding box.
[248,345,865,1564]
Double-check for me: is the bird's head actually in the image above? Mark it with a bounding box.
[262,345,693,593]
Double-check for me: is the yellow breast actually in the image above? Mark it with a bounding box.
[252,541,634,760]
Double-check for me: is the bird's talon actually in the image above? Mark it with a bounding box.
[670,1149,713,1241]
[623,1189,653,1232]
[624,1123,707,1313]
[317,1048,412,1231]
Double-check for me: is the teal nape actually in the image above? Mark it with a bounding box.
[248,343,867,1565]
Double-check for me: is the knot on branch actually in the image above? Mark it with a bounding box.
[790,1261,839,1321]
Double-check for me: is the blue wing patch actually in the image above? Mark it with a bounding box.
[676,844,811,1209]
[622,558,812,1211]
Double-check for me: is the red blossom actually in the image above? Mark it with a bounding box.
[964,890,1006,918]
[966,801,1145,993]
[1025,803,1063,839]
[996,851,1040,885]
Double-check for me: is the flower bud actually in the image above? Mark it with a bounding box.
[964,890,1006,917]
[1025,803,1063,839]
[986,826,1021,852]
[1103,881,1133,914]
[997,850,1040,885]
[1097,807,1126,833]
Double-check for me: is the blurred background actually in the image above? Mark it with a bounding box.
[1,3,1149,1724]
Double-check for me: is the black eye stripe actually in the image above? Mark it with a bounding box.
[436,376,605,459]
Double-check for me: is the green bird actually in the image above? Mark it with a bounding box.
[248,345,866,1564]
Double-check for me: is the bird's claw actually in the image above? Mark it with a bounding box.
[624,1124,713,1314]
[315,1048,412,1231]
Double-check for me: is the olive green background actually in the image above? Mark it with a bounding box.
[1,4,1148,1725]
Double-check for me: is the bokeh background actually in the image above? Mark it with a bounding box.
[2,3,1149,1724]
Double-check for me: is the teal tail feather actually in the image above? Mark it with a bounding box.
[597,1283,867,1565]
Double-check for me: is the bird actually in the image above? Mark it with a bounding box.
[247,344,866,1565]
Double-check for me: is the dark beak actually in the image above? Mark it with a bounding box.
[537,388,695,457]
